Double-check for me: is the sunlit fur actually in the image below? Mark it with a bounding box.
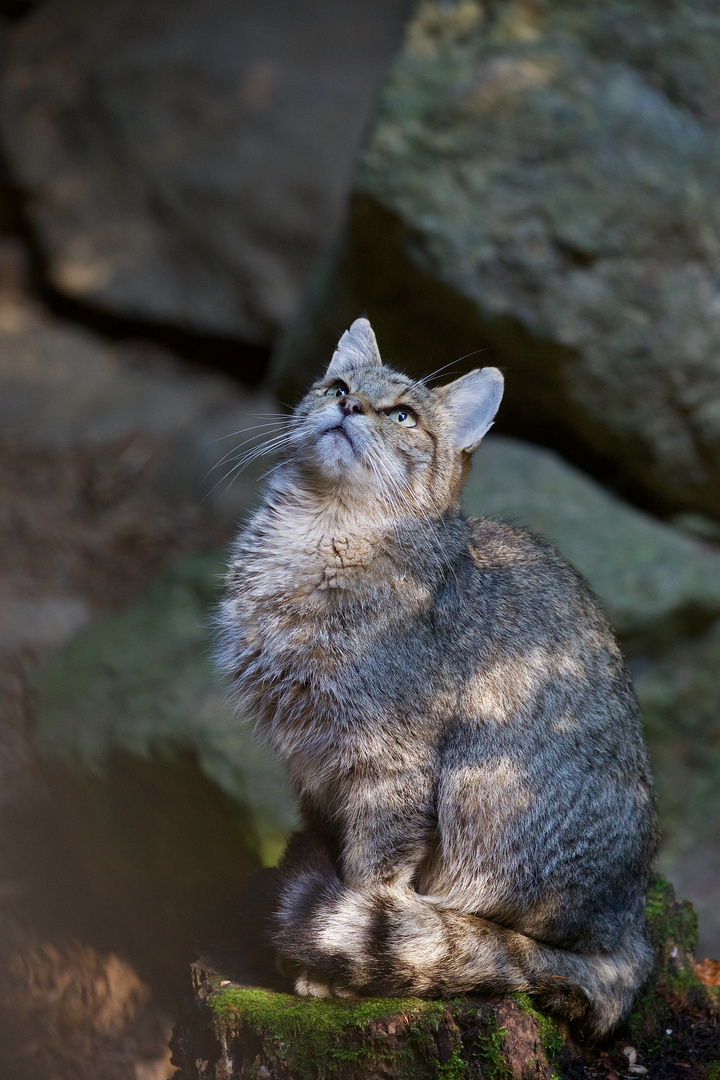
[218,321,656,1036]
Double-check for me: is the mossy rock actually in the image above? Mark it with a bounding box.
[171,972,567,1080]
[31,551,297,866]
[630,620,720,960]
[170,879,720,1080]
[29,552,296,991]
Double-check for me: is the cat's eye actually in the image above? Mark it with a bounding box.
[324,380,349,398]
[386,406,417,428]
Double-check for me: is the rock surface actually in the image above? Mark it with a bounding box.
[0,0,412,342]
[272,0,720,521]
[631,620,720,961]
[0,288,285,1078]
[31,553,297,869]
[0,294,275,639]
[169,878,720,1080]
[464,436,720,651]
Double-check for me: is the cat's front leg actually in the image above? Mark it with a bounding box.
[294,970,356,999]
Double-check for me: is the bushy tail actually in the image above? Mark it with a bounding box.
[272,834,653,1036]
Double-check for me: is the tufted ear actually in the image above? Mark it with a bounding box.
[325,318,383,378]
[440,367,504,452]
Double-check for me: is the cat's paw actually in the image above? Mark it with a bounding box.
[294,970,355,998]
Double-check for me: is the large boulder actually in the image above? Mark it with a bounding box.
[28,550,295,1008]
[272,0,720,520]
[0,0,412,342]
[0,289,288,1075]
[463,436,720,652]
[31,552,297,871]
[0,296,275,643]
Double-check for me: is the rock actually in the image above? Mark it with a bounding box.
[630,619,720,962]
[0,297,293,1070]
[0,301,275,524]
[0,659,177,1080]
[272,0,720,520]
[174,983,563,1080]
[0,300,280,640]
[0,0,412,342]
[31,552,297,873]
[463,436,720,651]
[0,916,174,1080]
[169,878,720,1080]
[28,551,295,995]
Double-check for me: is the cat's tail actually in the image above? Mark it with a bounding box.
[272,834,653,1036]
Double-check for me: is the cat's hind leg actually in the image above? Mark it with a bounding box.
[272,833,653,1035]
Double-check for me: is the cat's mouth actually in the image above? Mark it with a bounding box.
[320,423,356,451]
[313,421,362,470]
[327,425,352,443]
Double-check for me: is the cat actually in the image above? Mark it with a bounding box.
[217,318,656,1035]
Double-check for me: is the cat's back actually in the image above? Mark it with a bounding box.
[441,514,644,761]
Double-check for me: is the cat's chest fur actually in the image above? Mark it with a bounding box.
[220,497,440,790]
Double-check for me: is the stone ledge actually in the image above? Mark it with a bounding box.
[170,878,720,1080]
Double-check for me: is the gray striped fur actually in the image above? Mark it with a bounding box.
[218,319,656,1035]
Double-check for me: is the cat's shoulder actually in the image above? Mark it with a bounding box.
[466,516,567,569]
[464,514,599,601]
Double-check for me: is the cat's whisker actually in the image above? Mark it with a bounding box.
[257,458,294,484]
[207,429,300,495]
[210,423,297,472]
[211,416,299,443]
[231,426,302,464]
[419,349,491,387]
[218,436,294,479]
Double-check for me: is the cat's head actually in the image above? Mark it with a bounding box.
[289,318,503,515]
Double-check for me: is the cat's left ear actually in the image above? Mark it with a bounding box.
[325,318,383,378]
[440,367,504,452]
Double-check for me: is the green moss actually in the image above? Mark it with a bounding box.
[436,1045,468,1080]
[628,875,709,1042]
[646,875,699,995]
[434,1013,470,1080]
[474,1013,512,1080]
[31,551,298,862]
[210,987,448,1080]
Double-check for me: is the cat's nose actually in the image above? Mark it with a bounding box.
[339,396,365,416]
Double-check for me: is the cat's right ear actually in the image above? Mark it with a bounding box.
[325,318,383,378]
[440,367,504,453]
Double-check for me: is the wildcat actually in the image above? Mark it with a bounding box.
[218,318,656,1034]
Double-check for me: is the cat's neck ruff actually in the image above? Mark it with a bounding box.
[266,464,400,548]
[241,462,456,606]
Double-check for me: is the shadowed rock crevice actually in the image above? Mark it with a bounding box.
[0,144,272,384]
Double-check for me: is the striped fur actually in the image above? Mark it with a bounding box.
[218,319,656,1035]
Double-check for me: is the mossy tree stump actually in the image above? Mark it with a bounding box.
[170,879,720,1080]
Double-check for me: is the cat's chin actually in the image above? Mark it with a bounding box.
[313,426,361,474]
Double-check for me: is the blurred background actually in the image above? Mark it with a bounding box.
[0,1,719,1076]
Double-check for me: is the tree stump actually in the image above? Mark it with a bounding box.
[170,878,720,1080]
